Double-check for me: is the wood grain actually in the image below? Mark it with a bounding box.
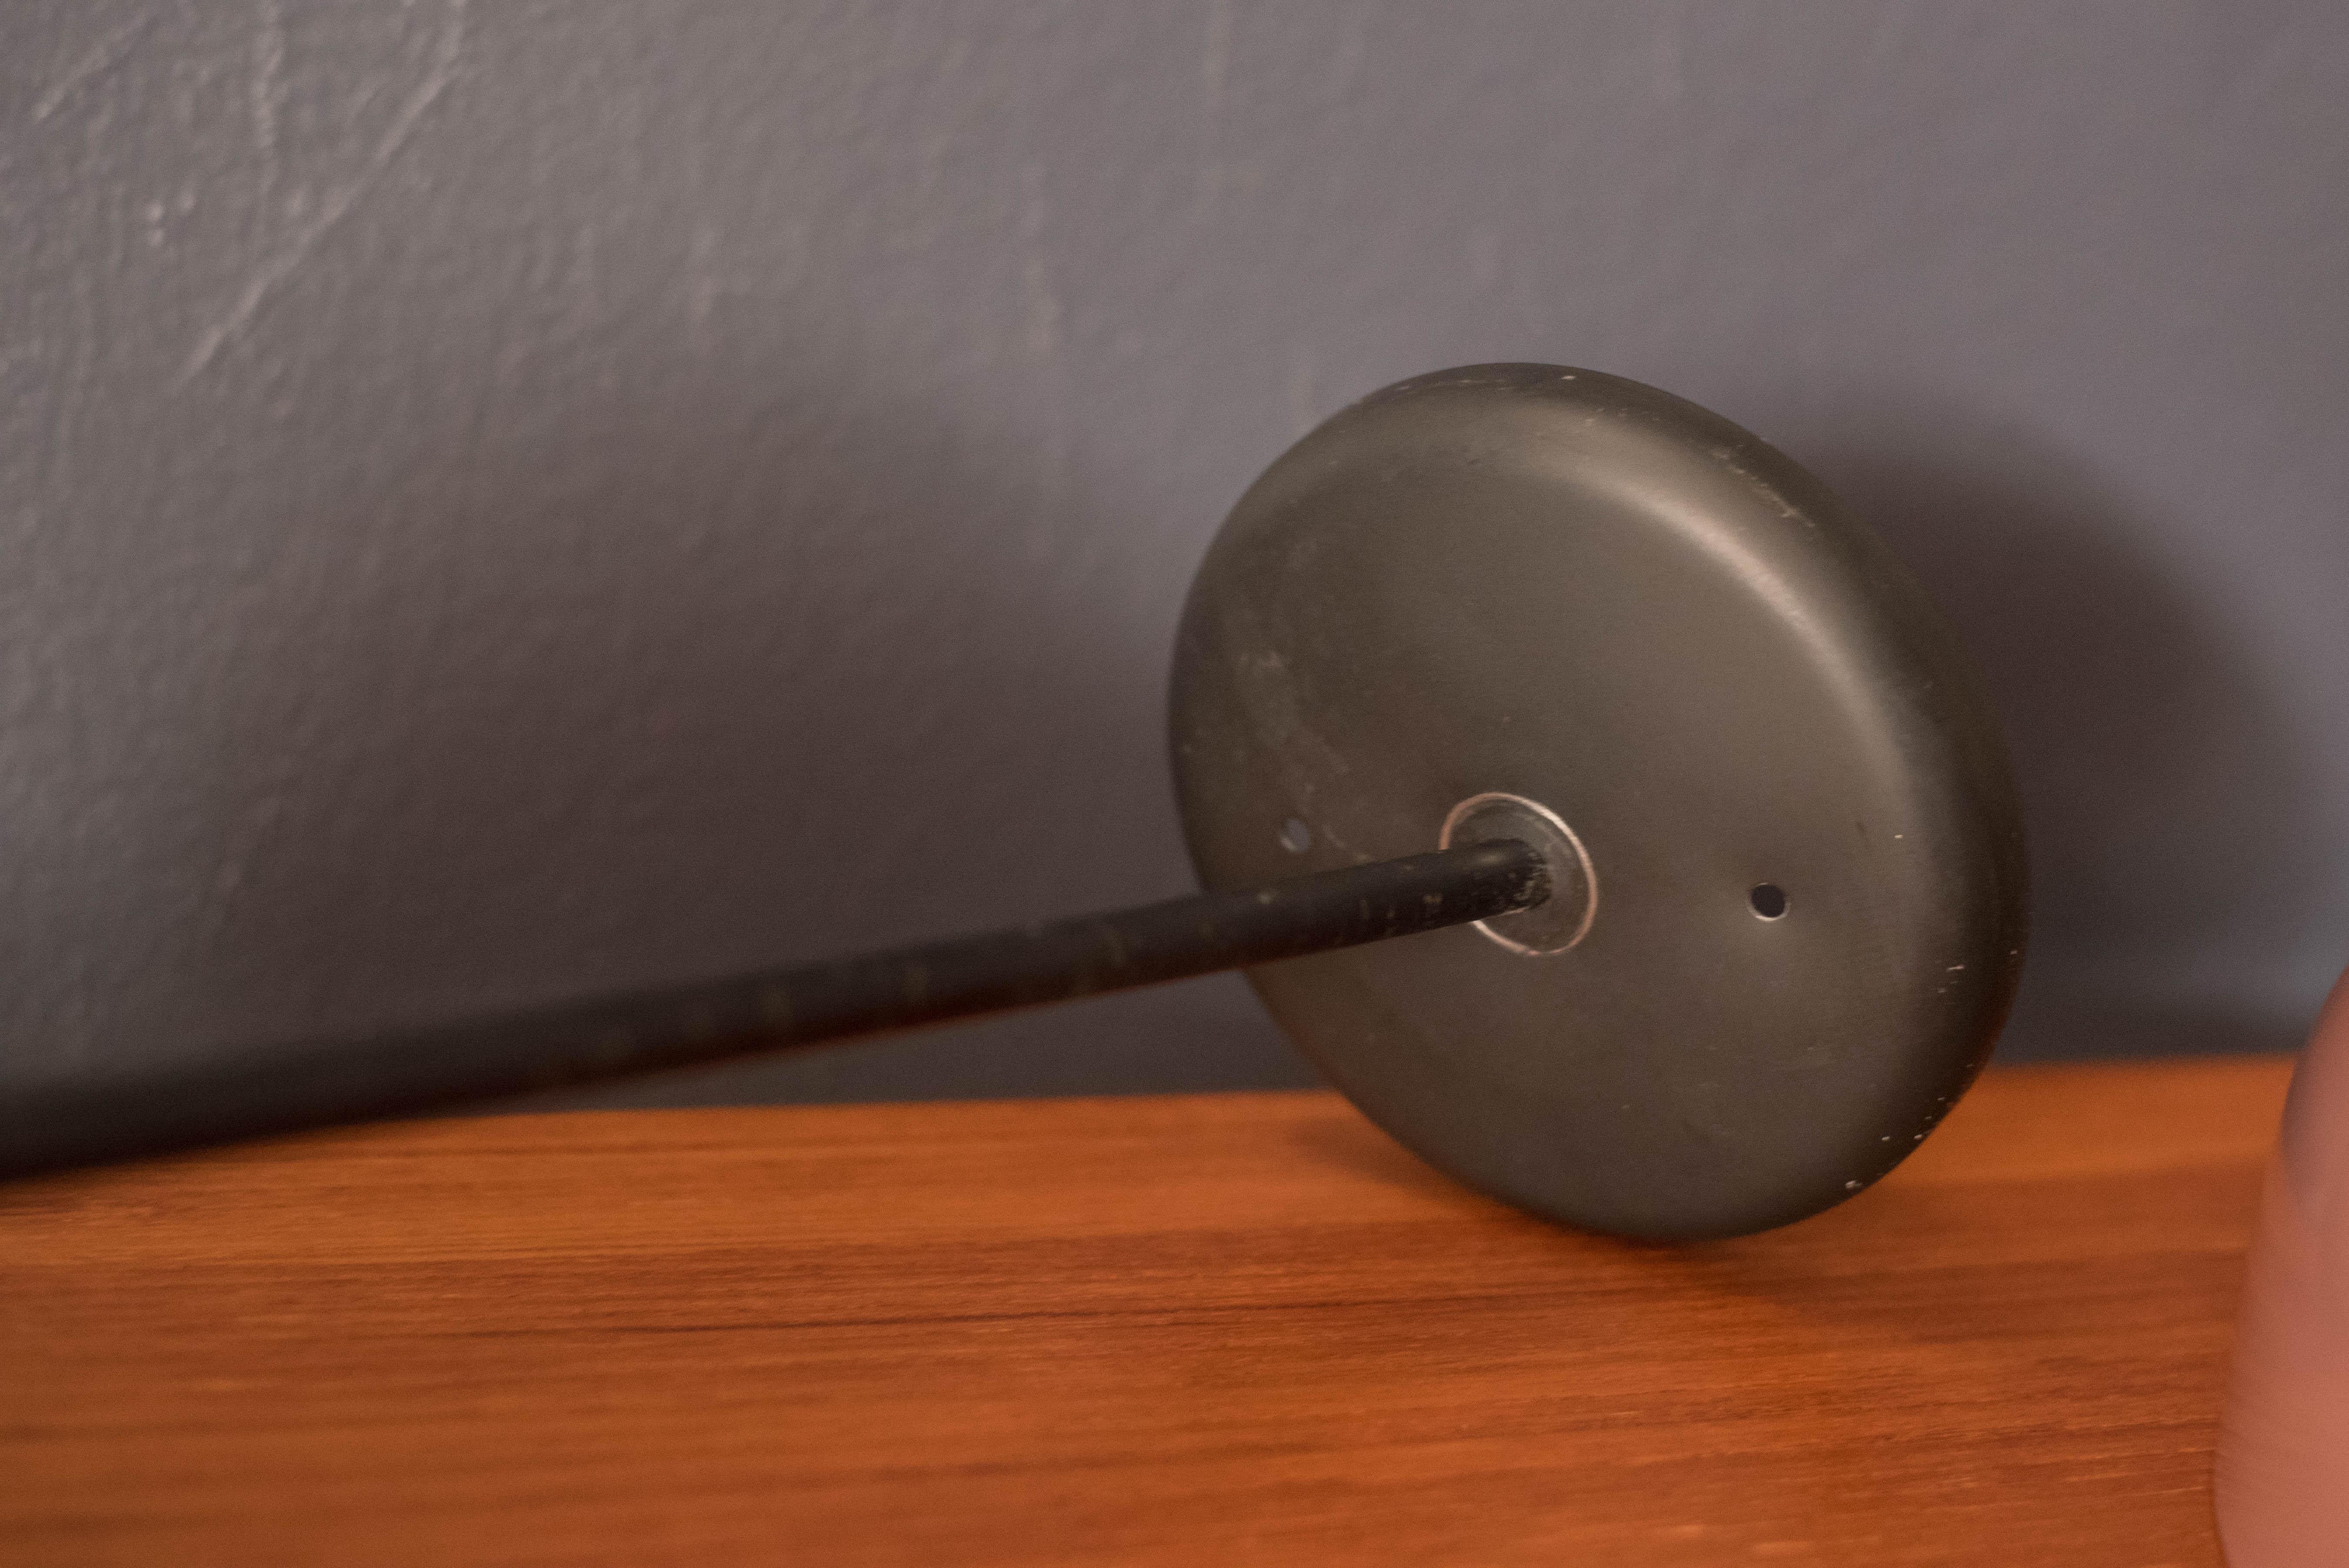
[0,1056,2292,1567]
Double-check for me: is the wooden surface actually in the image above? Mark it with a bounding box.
[0,1056,2292,1567]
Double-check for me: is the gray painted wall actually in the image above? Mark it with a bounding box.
[4,1,2345,1109]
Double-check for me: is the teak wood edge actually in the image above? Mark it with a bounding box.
[0,1055,2294,1568]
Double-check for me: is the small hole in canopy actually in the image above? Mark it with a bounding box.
[1750,883,1788,920]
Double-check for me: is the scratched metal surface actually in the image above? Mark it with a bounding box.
[1,3,2345,1105]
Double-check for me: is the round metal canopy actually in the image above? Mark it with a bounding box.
[1170,364,2027,1239]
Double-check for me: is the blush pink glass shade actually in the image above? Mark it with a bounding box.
[2217,965,2349,1565]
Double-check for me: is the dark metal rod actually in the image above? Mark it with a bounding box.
[0,838,1549,1182]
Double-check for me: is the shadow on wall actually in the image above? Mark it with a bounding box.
[183,343,1303,1110]
[1807,400,2324,1061]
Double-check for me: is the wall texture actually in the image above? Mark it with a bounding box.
[4,1,2345,1108]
